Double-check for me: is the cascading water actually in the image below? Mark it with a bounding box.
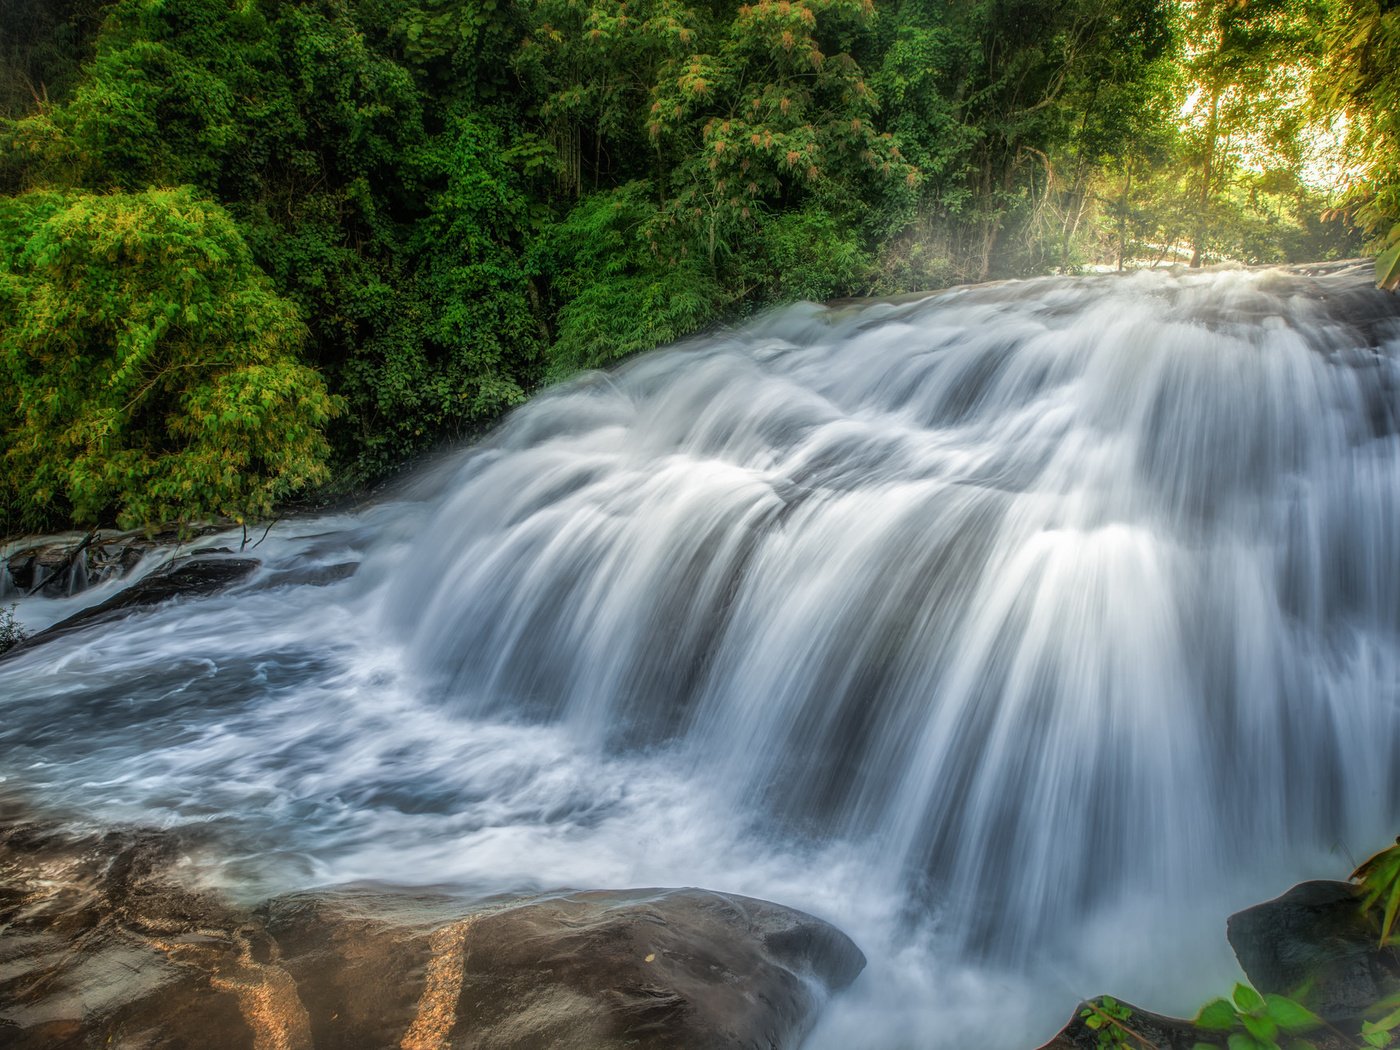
[2,263,1399,1046]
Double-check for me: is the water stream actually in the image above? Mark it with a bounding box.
[3,263,1399,1046]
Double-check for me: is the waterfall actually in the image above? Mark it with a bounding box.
[2,263,1399,1045]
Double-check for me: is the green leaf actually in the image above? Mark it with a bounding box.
[1262,995,1322,1033]
[1377,241,1400,293]
[1241,1013,1277,1043]
[1198,998,1240,1030]
[1233,984,1265,1013]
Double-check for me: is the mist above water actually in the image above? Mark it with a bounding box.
[3,263,1399,1047]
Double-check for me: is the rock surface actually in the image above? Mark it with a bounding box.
[1034,999,1228,1050]
[1227,879,1400,1022]
[2,526,229,599]
[1033,996,1353,1050]
[0,818,865,1049]
[2,556,260,657]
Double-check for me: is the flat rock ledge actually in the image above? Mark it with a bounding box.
[0,819,865,1049]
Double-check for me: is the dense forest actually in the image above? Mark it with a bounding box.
[1,0,1397,533]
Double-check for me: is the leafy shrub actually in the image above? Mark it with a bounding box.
[0,187,339,532]
[755,207,872,303]
[541,185,724,374]
[1354,836,1400,947]
[1192,983,1322,1050]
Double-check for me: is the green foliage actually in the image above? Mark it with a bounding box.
[541,184,723,374]
[0,187,338,532]
[0,0,106,117]
[1353,836,1400,947]
[1080,996,1144,1049]
[1358,992,1400,1048]
[1191,983,1324,1050]
[1315,0,1400,284]
[755,206,871,302]
[1376,225,1400,292]
[340,113,543,471]
[0,604,27,654]
[0,0,1388,532]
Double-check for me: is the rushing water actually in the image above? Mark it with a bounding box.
[3,263,1400,1046]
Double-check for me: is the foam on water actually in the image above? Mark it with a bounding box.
[3,263,1400,1046]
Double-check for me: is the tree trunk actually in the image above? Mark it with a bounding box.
[1190,86,1220,268]
[1117,169,1133,272]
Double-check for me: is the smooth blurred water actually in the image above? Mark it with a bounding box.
[3,263,1400,1047]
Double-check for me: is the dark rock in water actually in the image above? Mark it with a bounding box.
[1035,998,1227,1050]
[1227,879,1400,1022]
[2,525,234,599]
[0,820,864,1049]
[1034,996,1354,1050]
[6,533,146,597]
[258,560,359,589]
[4,557,259,657]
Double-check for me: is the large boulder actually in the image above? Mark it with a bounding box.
[0,819,865,1049]
[1227,879,1400,1022]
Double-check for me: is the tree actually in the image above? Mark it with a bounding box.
[1316,0,1400,287]
[0,187,339,532]
[1181,0,1322,266]
[873,0,1179,279]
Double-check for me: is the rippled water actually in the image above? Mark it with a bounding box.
[3,263,1400,1046]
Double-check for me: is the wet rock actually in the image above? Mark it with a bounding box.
[1034,996,1354,1050]
[6,534,146,598]
[2,526,230,599]
[257,560,359,589]
[427,886,864,1049]
[0,820,865,1050]
[4,557,260,657]
[1035,998,1227,1050]
[1227,879,1400,1022]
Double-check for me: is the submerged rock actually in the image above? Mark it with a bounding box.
[0,819,865,1049]
[1227,879,1400,1022]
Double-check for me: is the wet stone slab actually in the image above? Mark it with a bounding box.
[0,819,865,1050]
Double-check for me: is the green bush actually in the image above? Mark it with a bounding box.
[0,187,339,533]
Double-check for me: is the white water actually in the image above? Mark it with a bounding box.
[3,264,1400,1046]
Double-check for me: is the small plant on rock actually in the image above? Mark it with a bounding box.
[1359,991,1400,1048]
[0,603,27,654]
[1081,996,1147,1048]
[1192,983,1323,1050]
